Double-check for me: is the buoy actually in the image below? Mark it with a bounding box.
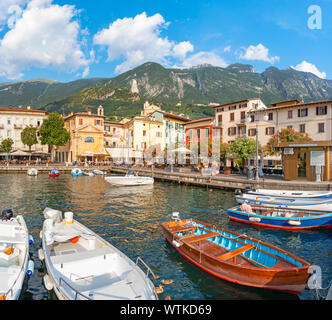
[0,295,6,300]
[26,260,34,276]
[249,217,261,223]
[38,248,45,261]
[172,240,181,248]
[4,247,14,255]
[29,234,34,245]
[288,220,301,226]
[43,274,54,291]
[70,236,79,244]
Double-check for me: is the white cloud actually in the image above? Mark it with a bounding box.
[172,41,194,59]
[93,12,195,74]
[181,52,228,68]
[0,0,27,26]
[0,0,91,79]
[240,43,279,64]
[223,45,231,53]
[291,60,326,79]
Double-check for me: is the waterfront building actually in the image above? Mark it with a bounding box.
[141,101,191,151]
[0,106,48,156]
[56,106,108,163]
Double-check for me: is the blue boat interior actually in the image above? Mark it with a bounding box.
[176,222,303,268]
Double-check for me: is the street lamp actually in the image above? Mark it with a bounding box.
[247,112,269,180]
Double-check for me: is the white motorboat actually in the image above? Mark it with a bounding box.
[235,189,332,212]
[105,171,154,186]
[82,169,94,177]
[93,170,106,176]
[0,210,33,300]
[27,168,38,176]
[40,208,158,300]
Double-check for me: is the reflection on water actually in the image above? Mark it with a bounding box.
[0,173,331,300]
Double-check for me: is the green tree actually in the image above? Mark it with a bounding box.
[0,138,14,162]
[228,138,258,167]
[21,125,38,161]
[39,113,70,160]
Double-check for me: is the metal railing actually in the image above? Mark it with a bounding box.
[58,277,92,300]
[136,257,158,281]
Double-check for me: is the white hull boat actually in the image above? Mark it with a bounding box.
[27,168,38,176]
[105,171,154,186]
[235,189,332,212]
[72,168,82,177]
[0,211,32,300]
[249,189,332,201]
[41,208,158,300]
[93,170,106,176]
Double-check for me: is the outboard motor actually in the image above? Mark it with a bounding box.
[235,189,242,196]
[1,209,13,221]
[245,186,252,194]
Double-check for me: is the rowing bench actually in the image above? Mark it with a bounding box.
[218,244,256,263]
[172,226,198,234]
[183,232,221,244]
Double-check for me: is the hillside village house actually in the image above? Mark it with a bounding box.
[0,106,48,157]
[141,101,190,151]
[56,106,108,163]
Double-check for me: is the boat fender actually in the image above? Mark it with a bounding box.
[43,274,54,291]
[26,260,34,276]
[39,230,43,239]
[29,234,34,245]
[288,220,301,226]
[38,248,45,261]
[64,212,74,225]
[172,240,182,248]
[249,217,261,223]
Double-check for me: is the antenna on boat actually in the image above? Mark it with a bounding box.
[172,212,180,221]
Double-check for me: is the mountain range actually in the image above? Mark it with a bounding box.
[0,62,331,120]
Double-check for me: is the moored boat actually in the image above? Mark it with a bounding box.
[93,170,106,176]
[250,189,332,200]
[162,214,311,294]
[0,210,33,300]
[105,171,154,186]
[235,189,332,212]
[50,170,60,177]
[72,168,82,177]
[227,205,332,229]
[82,169,94,177]
[27,168,38,176]
[40,208,158,300]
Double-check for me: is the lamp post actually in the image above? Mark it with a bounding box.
[247,111,269,180]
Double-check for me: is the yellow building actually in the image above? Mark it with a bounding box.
[56,106,108,163]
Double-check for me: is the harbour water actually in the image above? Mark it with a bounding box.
[1,173,331,300]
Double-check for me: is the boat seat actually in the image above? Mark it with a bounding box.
[51,247,114,266]
[218,244,256,261]
[183,232,221,244]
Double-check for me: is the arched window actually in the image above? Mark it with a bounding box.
[85,137,94,143]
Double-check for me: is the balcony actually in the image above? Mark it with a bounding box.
[14,124,23,129]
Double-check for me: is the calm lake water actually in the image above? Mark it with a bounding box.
[1,173,331,300]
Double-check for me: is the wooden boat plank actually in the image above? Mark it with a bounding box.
[218,244,256,261]
[171,226,198,233]
[183,232,221,244]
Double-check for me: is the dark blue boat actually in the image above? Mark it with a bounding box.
[227,205,332,230]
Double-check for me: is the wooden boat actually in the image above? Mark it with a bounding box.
[162,216,311,294]
[40,208,158,300]
[0,210,33,300]
[228,205,332,230]
[235,189,332,212]
[105,171,154,186]
[82,169,94,177]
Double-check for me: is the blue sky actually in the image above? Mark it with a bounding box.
[0,0,330,82]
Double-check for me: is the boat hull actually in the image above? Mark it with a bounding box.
[105,176,154,186]
[236,195,332,212]
[228,208,332,230]
[162,221,310,294]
